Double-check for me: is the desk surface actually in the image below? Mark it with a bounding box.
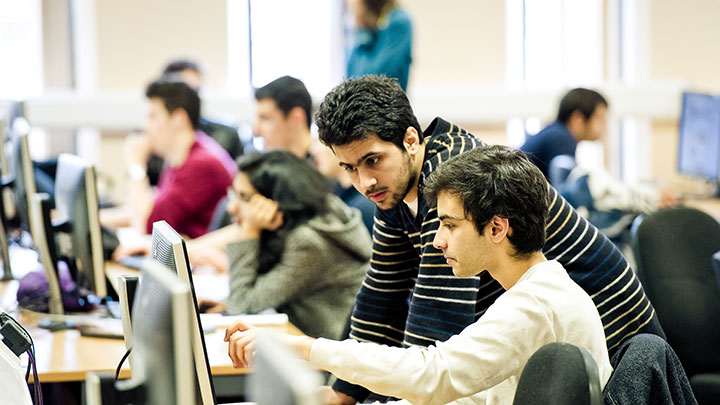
[1,263,302,384]
[684,198,720,220]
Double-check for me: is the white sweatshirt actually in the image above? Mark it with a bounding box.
[310,260,613,405]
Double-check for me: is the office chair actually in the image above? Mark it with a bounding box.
[548,155,636,242]
[631,207,720,404]
[602,333,696,404]
[547,154,576,187]
[513,342,602,405]
[207,194,232,232]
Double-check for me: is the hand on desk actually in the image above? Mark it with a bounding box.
[225,319,260,369]
[224,319,315,370]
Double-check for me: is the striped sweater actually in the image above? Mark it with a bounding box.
[333,117,665,400]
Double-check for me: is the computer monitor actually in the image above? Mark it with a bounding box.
[29,192,62,314]
[677,91,720,194]
[150,220,216,405]
[247,332,322,405]
[132,260,195,405]
[12,131,37,236]
[0,120,13,279]
[54,153,106,298]
[117,275,139,369]
[84,260,196,405]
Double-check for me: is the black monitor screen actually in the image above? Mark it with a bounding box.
[12,131,35,232]
[132,260,195,405]
[150,220,216,404]
[678,92,720,181]
[54,153,105,297]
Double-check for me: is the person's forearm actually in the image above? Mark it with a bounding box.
[189,223,243,251]
[289,334,316,361]
[128,176,154,234]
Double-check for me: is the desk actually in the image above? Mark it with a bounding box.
[685,198,720,220]
[105,261,230,302]
[1,277,302,384]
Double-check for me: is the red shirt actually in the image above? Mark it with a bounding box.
[196,130,237,177]
[147,141,233,238]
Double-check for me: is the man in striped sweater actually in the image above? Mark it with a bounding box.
[314,75,665,404]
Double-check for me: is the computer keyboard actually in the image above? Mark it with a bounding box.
[118,255,149,270]
[106,300,122,319]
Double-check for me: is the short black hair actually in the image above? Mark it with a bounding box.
[424,145,549,258]
[162,59,202,76]
[556,88,608,124]
[145,80,201,130]
[254,76,312,129]
[315,75,421,150]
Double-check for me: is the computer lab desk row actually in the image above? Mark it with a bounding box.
[0,261,304,386]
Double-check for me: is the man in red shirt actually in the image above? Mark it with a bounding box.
[122,80,233,238]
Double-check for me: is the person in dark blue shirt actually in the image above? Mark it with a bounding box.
[345,0,413,91]
[520,88,608,180]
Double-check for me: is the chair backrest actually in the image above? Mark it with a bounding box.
[548,154,577,187]
[207,194,232,232]
[603,333,696,405]
[631,207,720,376]
[513,342,602,405]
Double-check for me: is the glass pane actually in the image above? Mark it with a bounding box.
[249,0,343,97]
[0,0,43,99]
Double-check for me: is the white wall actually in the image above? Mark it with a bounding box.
[23,0,720,198]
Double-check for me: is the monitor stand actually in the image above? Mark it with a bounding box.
[85,371,146,405]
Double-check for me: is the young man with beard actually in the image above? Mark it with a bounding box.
[310,75,664,404]
[225,145,614,404]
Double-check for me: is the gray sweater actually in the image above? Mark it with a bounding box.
[226,195,371,339]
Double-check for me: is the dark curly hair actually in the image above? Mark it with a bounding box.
[424,145,549,258]
[236,151,330,273]
[314,75,421,150]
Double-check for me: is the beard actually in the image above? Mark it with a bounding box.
[367,151,417,210]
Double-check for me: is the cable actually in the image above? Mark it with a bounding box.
[115,346,132,381]
[13,317,42,405]
[25,355,31,383]
[29,349,42,405]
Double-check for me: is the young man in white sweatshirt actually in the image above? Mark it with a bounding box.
[225,145,613,405]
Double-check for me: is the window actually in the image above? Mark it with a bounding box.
[506,0,605,167]
[0,0,43,100]
[228,0,344,98]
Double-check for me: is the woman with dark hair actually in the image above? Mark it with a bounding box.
[224,151,371,340]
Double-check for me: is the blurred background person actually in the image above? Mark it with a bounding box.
[144,59,243,185]
[521,88,677,242]
[345,0,413,91]
[160,59,244,160]
[253,75,314,159]
[103,80,233,240]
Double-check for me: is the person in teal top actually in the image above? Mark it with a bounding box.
[346,0,413,90]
